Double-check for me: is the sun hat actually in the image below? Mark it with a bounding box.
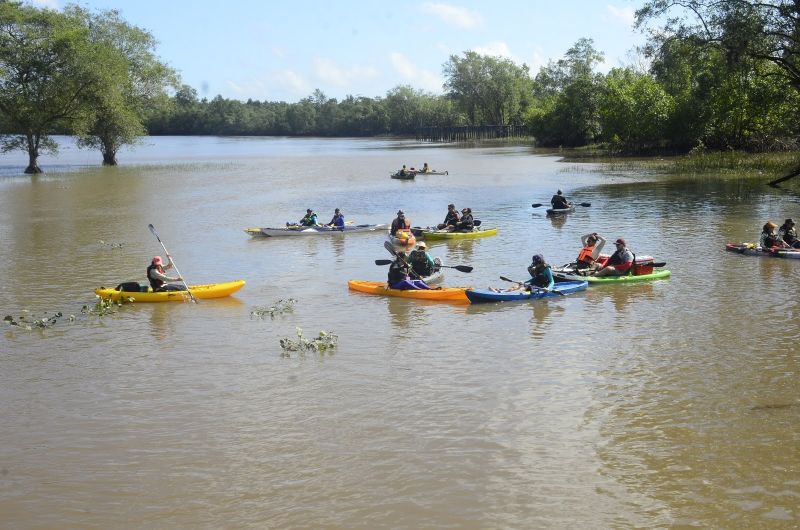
[152,256,163,265]
[417,242,427,249]
[765,221,778,229]
[615,238,626,246]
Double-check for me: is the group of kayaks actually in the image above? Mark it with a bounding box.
[390,168,449,179]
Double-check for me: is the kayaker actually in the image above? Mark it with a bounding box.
[387,252,431,290]
[437,203,460,230]
[147,255,183,292]
[327,208,345,228]
[409,242,436,277]
[390,210,411,236]
[778,218,799,248]
[421,162,430,173]
[525,254,554,290]
[550,190,571,209]
[298,209,318,227]
[399,165,412,177]
[453,207,474,232]
[576,232,606,272]
[593,238,634,277]
[759,221,788,248]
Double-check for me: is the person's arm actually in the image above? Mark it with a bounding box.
[593,235,606,258]
[543,267,554,289]
[149,267,180,282]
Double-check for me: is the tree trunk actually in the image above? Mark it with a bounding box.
[768,163,800,187]
[101,137,118,166]
[24,133,42,174]
[102,150,118,166]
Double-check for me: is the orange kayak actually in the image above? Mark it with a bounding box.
[347,280,469,303]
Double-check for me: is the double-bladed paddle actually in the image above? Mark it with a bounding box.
[531,202,591,208]
[499,276,565,296]
[374,259,473,273]
[383,240,423,280]
[148,224,197,303]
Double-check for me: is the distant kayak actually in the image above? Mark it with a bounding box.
[416,170,448,175]
[419,227,498,240]
[390,171,415,180]
[466,280,588,303]
[546,205,575,216]
[347,280,469,302]
[245,224,388,237]
[388,229,416,250]
[95,280,245,302]
[725,243,800,259]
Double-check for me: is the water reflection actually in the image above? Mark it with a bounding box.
[548,213,567,229]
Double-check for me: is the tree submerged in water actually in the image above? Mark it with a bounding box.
[279,328,337,357]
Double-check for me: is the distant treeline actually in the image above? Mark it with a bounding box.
[4,1,800,174]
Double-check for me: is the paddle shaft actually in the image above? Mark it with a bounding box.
[148,224,196,302]
[374,259,472,273]
[499,275,565,296]
[532,202,591,208]
[383,240,425,280]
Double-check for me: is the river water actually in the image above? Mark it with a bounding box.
[1,137,798,528]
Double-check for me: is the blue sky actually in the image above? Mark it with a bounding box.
[33,0,645,102]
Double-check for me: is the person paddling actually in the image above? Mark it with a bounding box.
[437,203,460,230]
[576,232,606,272]
[298,209,318,227]
[759,221,788,249]
[147,255,183,292]
[409,242,436,277]
[390,210,411,236]
[387,251,431,290]
[593,238,633,277]
[550,190,571,209]
[327,208,345,228]
[778,218,799,248]
[526,254,554,290]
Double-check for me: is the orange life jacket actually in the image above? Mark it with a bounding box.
[577,245,596,265]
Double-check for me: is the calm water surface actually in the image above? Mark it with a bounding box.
[1,137,799,528]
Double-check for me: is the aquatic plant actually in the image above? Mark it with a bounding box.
[82,296,131,316]
[279,327,338,357]
[3,311,66,330]
[251,298,296,319]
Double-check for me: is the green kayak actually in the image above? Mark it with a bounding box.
[552,268,671,283]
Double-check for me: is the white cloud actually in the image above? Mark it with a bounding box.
[313,58,379,88]
[225,69,311,101]
[606,4,635,27]
[420,2,482,29]
[471,41,518,61]
[390,52,443,93]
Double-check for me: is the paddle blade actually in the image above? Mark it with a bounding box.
[383,240,398,256]
[375,259,392,265]
[452,265,473,273]
[473,219,482,226]
[531,203,543,208]
[579,202,591,207]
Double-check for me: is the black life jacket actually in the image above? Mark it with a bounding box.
[147,263,165,290]
[409,250,434,276]
[528,264,551,287]
[388,260,408,285]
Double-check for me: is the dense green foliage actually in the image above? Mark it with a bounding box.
[3,0,800,174]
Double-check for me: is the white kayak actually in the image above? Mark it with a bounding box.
[245,223,388,237]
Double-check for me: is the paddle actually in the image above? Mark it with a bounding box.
[374,259,473,273]
[531,202,591,208]
[499,276,565,296]
[148,224,196,303]
[383,240,424,280]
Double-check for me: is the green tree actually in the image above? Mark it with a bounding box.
[0,2,98,173]
[68,6,177,165]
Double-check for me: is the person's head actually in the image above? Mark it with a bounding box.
[587,234,598,246]
[306,208,313,214]
[531,254,544,266]
[417,242,427,251]
[461,207,470,214]
[557,189,563,195]
[397,209,404,218]
[764,221,778,232]
[335,208,340,213]
[784,218,795,227]
[402,165,406,169]
[447,203,455,210]
[152,256,163,266]
[615,238,626,249]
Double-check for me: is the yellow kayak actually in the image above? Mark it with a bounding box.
[347,280,469,303]
[95,280,245,302]
[420,227,498,240]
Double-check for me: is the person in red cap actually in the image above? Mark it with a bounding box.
[147,255,183,291]
[593,238,634,277]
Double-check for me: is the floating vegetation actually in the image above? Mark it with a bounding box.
[4,311,68,330]
[279,327,338,357]
[98,239,125,248]
[82,296,131,316]
[251,298,296,319]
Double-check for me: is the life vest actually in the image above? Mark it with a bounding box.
[387,260,408,285]
[147,263,165,290]
[577,245,596,265]
[409,250,434,276]
[529,265,551,288]
[607,249,633,272]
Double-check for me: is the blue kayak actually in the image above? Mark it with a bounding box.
[465,280,588,303]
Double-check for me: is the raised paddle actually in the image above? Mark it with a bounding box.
[374,259,473,273]
[499,275,565,296]
[532,202,591,208]
[148,224,196,303]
